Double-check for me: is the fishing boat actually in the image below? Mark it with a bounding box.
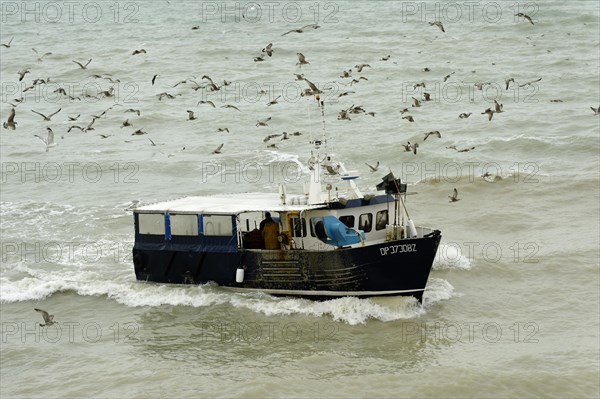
[131,101,441,302]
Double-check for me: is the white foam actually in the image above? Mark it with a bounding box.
[1,267,458,325]
[433,243,473,270]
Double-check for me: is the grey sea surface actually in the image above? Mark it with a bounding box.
[1,1,599,398]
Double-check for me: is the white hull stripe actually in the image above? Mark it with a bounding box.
[222,287,425,296]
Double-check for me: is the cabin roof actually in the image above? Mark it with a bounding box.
[134,192,327,215]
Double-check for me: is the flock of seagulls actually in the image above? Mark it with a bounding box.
[1,13,598,204]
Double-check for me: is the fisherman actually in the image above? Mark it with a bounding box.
[260,212,280,250]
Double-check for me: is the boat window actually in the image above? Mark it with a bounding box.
[375,210,388,231]
[203,215,233,236]
[339,215,355,228]
[358,213,372,233]
[291,217,306,237]
[138,213,165,235]
[170,214,199,236]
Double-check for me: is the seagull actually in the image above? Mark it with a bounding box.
[35,127,57,152]
[354,63,371,73]
[505,77,515,90]
[3,108,17,130]
[401,142,412,152]
[448,188,460,202]
[515,13,534,25]
[83,118,97,132]
[293,73,305,81]
[132,49,146,55]
[68,114,80,121]
[17,68,30,81]
[263,134,282,142]
[304,78,322,94]
[340,69,352,78]
[72,58,92,69]
[152,74,158,85]
[254,55,265,62]
[447,145,476,153]
[281,23,320,36]
[124,200,140,211]
[413,82,426,89]
[262,43,273,56]
[337,109,351,120]
[186,110,197,120]
[256,117,271,127]
[494,100,504,113]
[349,77,368,86]
[266,95,281,106]
[381,55,391,61]
[324,164,340,175]
[412,97,421,107]
[31,108,61,121]
[35,308,56,327]
[365,161,380,172]
[423,92,432,101]
[482,108,495,121]
[212,143,224,154]
[399,108,410,115]
[32,48,52,62]
[121,119,132,128]
[221,104,241,112]
[429,21,445,32]
[197,100,215,108]
[519,77,542,87]
[132,128,146,135]
[402,115,415,122]
[411,143,419,154]
[459,112,472,119]
[125,108,141,116]
[1,36,14,48]
[443,72,455,82]
[591,106,600,115]
[423,131,441,140]
[296,52,309,66]
[217,127,230,133]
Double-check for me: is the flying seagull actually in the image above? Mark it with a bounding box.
[262,43,273,56]
[3,108,17,130]
[212,143,224,154]
[515,13,534,25]
[35,308,56,327]
[423,131,441,140]
[31,108,61,121]
[365,161,380,172]
[256,117,271,127]
[281,23,320,36]
[1,36,14,48]
[35,127,57,152]
[429,21,445,32]
[296,52,309,66]
[72,59,92,69]
[448,188,460,202]
[591,106,600,115]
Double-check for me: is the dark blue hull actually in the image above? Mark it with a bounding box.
[132,231,441,302]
